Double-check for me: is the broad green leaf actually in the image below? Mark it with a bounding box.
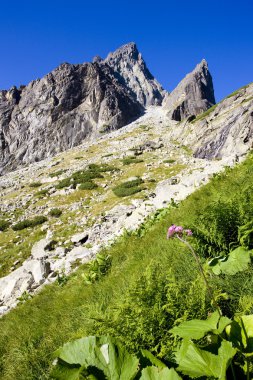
[53,336,139,380]
[210,247,251,275]
[175,340,236,379]
[170,311,220,339]
[236,315,253,354]
[50,364,88,380]
[141,349,167,368]
[140,366,182,380]
[215,316,232,335]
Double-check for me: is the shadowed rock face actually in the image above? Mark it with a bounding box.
[0,43,165,173]
[163,59,215,121]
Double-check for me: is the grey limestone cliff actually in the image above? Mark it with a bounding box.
[0,43,165,173]
[163,59,215,121]
[104,42,165,106]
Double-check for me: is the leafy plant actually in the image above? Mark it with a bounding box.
[57,270,68,287]
[51,336,182,380]
[82,253,112,284]
[208,246,251,275]
[171,312,253,379]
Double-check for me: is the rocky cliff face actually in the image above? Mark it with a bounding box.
[163,59,215,121]
[0,43,165,174]
[104,42,165,106]
[167,82,253,160]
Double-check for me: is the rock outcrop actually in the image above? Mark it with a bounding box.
[0,43,165,174]
[163,59,215,121]
[167,82,253,160]
[104,42,165,106]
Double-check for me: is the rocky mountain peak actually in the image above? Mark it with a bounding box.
[163,59,215,121]
[104,42,165,106]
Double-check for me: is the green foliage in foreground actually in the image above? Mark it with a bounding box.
[1,154,253,379]
[12,215,48,231]
[112,178,145,197]
[51,336,181,380]
[53,311,253,379]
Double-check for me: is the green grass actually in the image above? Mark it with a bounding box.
[191,104,218,123]
[1,154,253,379]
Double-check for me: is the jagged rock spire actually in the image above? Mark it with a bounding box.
[163,59,215,121]
[104,42,165,106]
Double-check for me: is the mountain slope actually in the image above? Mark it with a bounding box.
[1,147,253,380]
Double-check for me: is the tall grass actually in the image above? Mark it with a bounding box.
[0,153,253,379]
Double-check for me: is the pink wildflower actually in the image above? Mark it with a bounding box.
[184,229,193,236]
[167,224,176,238]
[175,226,184,233]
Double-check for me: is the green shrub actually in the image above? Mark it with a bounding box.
[49,208,62,217]
[79,181,98,190]
[122,156,144,165]
[191,104,218,123]
[29,182,42,188]
[55,178,72,189]
[0,219,10,231]
[113,178,144,197]
[35,189,48,197]
[49,169,67,178]
[163,159,176,164]
[12,216,48,231]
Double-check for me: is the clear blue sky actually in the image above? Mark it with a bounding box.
[0,0,252,101]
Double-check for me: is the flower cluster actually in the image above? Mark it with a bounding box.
[167,224,193,239]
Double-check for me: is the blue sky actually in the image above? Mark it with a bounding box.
[0,0,252,101]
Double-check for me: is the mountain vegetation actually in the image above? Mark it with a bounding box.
[1,151,253,379]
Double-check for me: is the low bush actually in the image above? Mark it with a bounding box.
[79,181,98,190]
[29,182,42,188]
[12,216,48,231]
[55,178,72,189]
[49,208,62,217]
[49,169,67,178]
[113,178,144,197]
[122,156,144,165]
[56,164,119,189]
[0,219,10,231]
[35,189,48,197]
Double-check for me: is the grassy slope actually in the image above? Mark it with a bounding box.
[1,153,253,379]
